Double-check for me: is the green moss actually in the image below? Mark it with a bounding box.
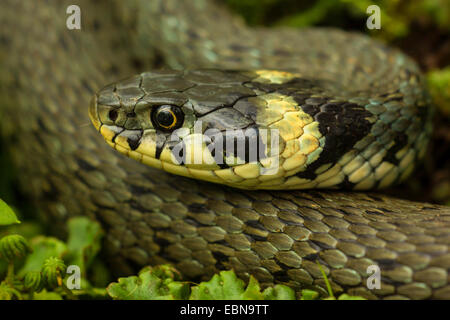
[225,0,449,40]
[427,67,450,116]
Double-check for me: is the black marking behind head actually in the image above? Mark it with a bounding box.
[297,101,373,181]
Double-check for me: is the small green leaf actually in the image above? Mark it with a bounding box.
[151,264,183,281]
[33,290,63,300]
[300,289,320,300]
[189,270,264,300]
[64,217,103,275]
[107,266,189,300]
[241,276,265,299]
[262,285,296,300]
[0,199,20,226]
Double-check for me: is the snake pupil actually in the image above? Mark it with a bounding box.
[157,109,174,127]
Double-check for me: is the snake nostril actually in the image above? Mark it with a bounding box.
[109,110,118,121]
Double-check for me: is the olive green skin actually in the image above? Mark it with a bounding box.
[1,0,450,300]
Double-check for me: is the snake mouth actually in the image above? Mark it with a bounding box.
[88,94,101,132]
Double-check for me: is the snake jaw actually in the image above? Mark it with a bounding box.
[88,94,101,132]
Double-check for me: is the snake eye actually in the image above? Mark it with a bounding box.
[151,105,184,131]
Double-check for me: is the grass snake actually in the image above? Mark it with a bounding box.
[1,0,450,299]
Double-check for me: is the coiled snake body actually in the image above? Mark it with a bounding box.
[1,0,450,299]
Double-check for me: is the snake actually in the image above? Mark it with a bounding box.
[1,0,450,300]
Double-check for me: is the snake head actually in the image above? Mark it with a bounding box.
[90,69,428,190]
[89,69,294,188]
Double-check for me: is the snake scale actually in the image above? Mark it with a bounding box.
[1,0,450,300]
